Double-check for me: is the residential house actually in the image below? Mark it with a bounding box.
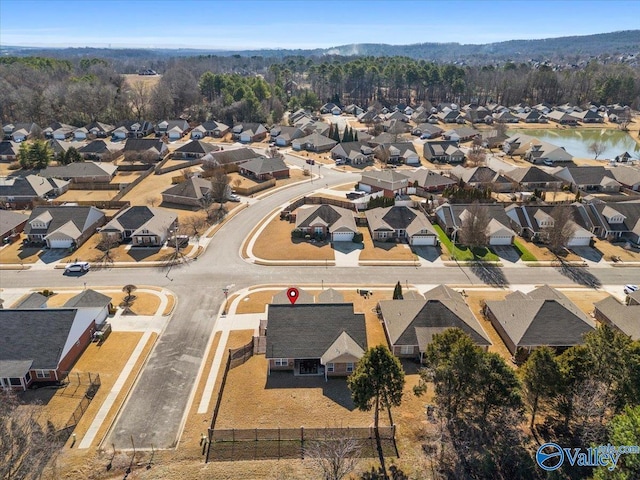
[524,141,574,164]
[442,127,479,143]
[123,138,168,161]
[73,127,89,141]
[77,139,124,160]
[317,288,347,304]
[593,297,640,340]
[516,110,546,123]
[0,175,70,208]
[0,309,98,391]
[435,203,516,246]
[437,109,463,124]
[405,168,457,194]
[43,122,75,140]
[39,162,118,184]
[554,166,621,192]
[330,141,374,165]
[232,123,268,143]
[291,132,337,153]
[609,165,640,191]
[375,142,420,165]
[574,109,604,123]
[320,102,341,115]
[2,122,41,142]
[385,110,410,123]
[190,121,230,139]
[48,139,75,158]
[357,109,382,124]
[155,120,190,140]
[494,111,520,123]
[161,177,212,208]
[358,170,409,198]
[112,120,154,139]
[238,157,289,180]
[63,289,113,328]
[480,129,509,149]
[85,121,115,138]
[450,166,513,193]
[583,201,640,244]
[379,285,491,361]
[365,206,438,245]
[503,134,537,156]
[381,119,411,134]
[505,204,594,247]
[484,285,596,356]
[269,126,306,147]
[173,140,219,160]
[343,104,364,116]
[423,141,465,163]
[100,206,177,246]
[464,107,493,124]
[411,124,443,139]
[0,141,19,161]
[204,147,263,168]
[368,132,410,146]
[14,292,49,309]
[24,205,105,248]
[0,210,29,241]
[271,287,315,305]
[546,110,579,125]
[293,204,357,242]
[264,303,367,378]
[613,152,633,163]
[504,166,563,191]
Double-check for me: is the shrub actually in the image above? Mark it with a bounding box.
[291,229,304,239]
[352,232,363,243]
[7,161,20,170]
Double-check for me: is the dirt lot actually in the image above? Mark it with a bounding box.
[123,73,161,90]
[250,214,334,261]
[358,227,417,262]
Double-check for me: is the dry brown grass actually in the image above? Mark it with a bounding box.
[162,294,176,315]
[56,189,118,202]
[593,238,640,261]
[72,234,194,263]
[516,237,582,262]
[357,227,417,262]
[109,291,161,315]
[465,290,514,364]
[110,170,143,184]
[123,73,161,90]
[0,234,43,264]
[251,214,334,261]
[563,289,610,317]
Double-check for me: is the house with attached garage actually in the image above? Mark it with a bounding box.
[437,109,464,124]
[330,141,374,165]
[494,111,519,123]
[0,175,70,208]
[404,168,457,194]
[232,123,268,143]
[411,123,443,139]
[63,289,113,328]
[85,121,115,138]
[378,285,491,361]
[435,203,516,246]
[269,125,306,147]
[442,127,478,143]
[291,132,337,153]
[73,127,89,141]
[190,121,230,139]
[609,165,640,191]
[365,206,439,245]
[0,308,99,391]
[450,166,514,193]
[204,147,263,168]
[423,141,465,163]
[123,138,168,161]
[24,205,105,248]
[524,141,574,165]
[582,201,640,245]
[112,120,154,139]
[161,176,213,208]
[375,142,420,165]
[264,303,367,379]
[546,110,579,125]
[0,210,29,242]
[43,122,75,141]
[173,140,219,160]
[293,204,357,242]
[505,204,594,247]
[39,161,118,184]
[553,166,621,192]
[271,287,315,305]
[503,166,563,191]
[573,109,604,123]
[0,141,19,161]
[100,206,177,246]
[2,122,41,142]
[484,285,596,357]
[358,170,409,198]
[155,119,190,140]
[238,157,289,180]
[77,139,124,160]
[516,110,546,123]
[593,297,640,341]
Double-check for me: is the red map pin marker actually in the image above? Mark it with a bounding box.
[287,288,299,305]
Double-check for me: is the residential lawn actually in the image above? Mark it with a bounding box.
[228,169,307,193]
[563,290,611,317]
[433,224,500,261]
[109,170,143,184]
[251,214,334,261]
[358,227,417,262]
[513,238,538,261]
[109,291,161,315]
[465,290,514,364]
[593,238,640,262]
[0,234,41,264]
[516,237,583,262]
[71,233,194,263]
[56,188,119,202]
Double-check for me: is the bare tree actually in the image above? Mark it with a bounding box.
[128,80,151,121]
[542,206,577,253]
[209,168,229,204]
[588,142,605,160]
[304,433,362,480]
[122,284,137,305]
[457,201,490,250]
[0,390,63,480]
[96,236,119,265]
[617,110,632,131]
[375,145,391,168]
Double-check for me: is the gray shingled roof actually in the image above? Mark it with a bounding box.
[24,205,104,237]
[174,140,219,155]
[64,289,112,308]
[506,166,559,184]
[39,162,117,179]
[102,206,176,236]
[239,157,288,176]
[0,175,68,198]
[317,288,346,303]
[295,204,357,234]
[271,288,315,305]
[0,210,29,235]
[162,177,212,200]
[210,148,262,165]
[0,309,79,372]
[14,292,49,308]
[594,297,640,340]
[365,206,436,237]
[265,304,366,359]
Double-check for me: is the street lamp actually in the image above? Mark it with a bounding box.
[222,288,229,315]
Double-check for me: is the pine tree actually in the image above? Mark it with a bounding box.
[342,126,349,143]
[393,281,403,300]
[354,130,358,142]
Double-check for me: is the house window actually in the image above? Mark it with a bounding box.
[9,377,21,386]
[400,345,413,355]
[274,358,288,366]
[36,370,48,378]
[327,363,334,372]
[346,363,354,373]
[314,227,323,235]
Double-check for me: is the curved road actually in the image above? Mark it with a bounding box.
[2,154,639,449]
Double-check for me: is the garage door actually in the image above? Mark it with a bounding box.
[490,236,513,246]
[411,236,437,246]
[567,236,591,247]
[332,232,355,242]
[48,238,73,249]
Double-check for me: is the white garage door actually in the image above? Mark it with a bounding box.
[48,238,73,249]
[411,236,437,246]
[332,232,355,242]
[490,236,513,246]
[567,236,591,247]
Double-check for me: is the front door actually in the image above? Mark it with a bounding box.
[299,359,320,375]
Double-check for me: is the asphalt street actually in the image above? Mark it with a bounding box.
[1,153,639,449]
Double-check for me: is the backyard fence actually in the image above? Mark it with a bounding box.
[112,167,155,201]
[207,426,397,462]
[55,372,101,442]
[155,159,203,175]
[233,178,276,197]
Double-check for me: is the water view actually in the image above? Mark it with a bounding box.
[512,128,640,160]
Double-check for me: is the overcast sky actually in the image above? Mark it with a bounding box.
[2,0,639,50]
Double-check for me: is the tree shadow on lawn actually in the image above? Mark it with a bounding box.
[127,246,161,261]
[265,372,357,411]
[555,258,602,288]
[292,238,330,249]
[469,262,509,288]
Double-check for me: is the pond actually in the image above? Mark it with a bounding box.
[512,128,639,160]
